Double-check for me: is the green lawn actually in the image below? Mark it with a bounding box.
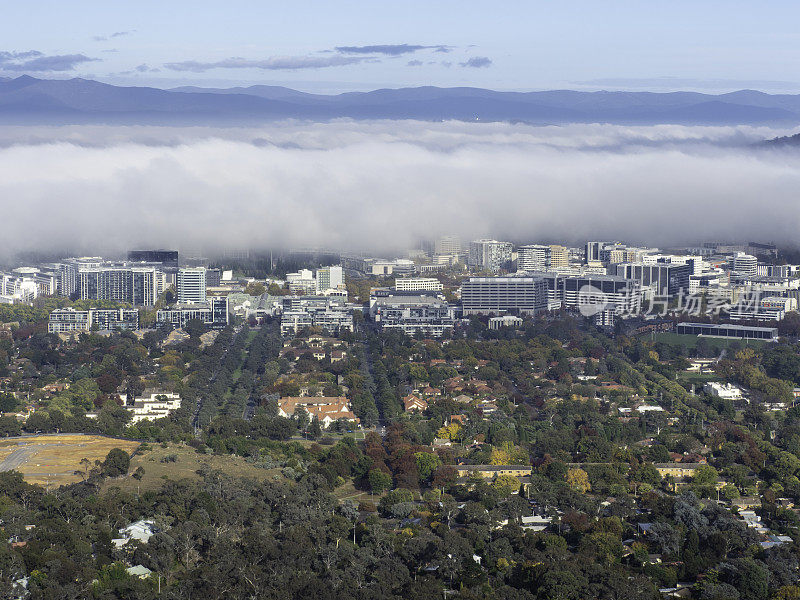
[654,332,768,352]
[677,372,721,383]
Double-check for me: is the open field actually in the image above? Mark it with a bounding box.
[0,434,140,488]
[103,442,283,493]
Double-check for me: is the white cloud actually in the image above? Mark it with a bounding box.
[164,55,367,72]
[0,121,797,259]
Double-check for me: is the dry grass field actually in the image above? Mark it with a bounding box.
[0,434,140,488]
[102,442,283,493]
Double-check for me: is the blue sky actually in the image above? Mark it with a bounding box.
[3,1,800,93]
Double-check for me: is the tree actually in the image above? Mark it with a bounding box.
[436,423,462,442]
[432,465,457,490]
[24,411,51,433]
[184,318,207,339]
[636,463,662,486]
[295,407,310,431]
[102,448,131,478]
[491,474,520,497]
[0,392,18,413]
[692,464,719,496]
[775,586,800,600]
[244,282,267,296]
[124,377,145,403]
[566,467,591,493]
[368,469,392,495]
[309,416,322,440]
[414,452,442,484]
[0,416,20,437]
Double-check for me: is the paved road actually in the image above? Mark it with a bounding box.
[0,442,66,473]
[0,446,39,472]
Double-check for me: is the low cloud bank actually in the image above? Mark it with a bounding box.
[0,121,798,259]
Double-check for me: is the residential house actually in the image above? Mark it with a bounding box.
[654,463,703,479]
[112,520,158,548]
[278,397,359,427]
[403,395,428,412]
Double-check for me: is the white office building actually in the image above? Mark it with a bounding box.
[316,266,345,293]
[395,277,443,292]
[732,252,758,277]
[177,267,207,304]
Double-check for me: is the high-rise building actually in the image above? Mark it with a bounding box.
[316,266,344,293]
[77,267,160,306]
[517,245,548,271]
[461,276,549,315]
[732,252,758,277]
[615,263,692,297]
[127,250,178,270]
[517,245,569,272]
[548,245,569,269]
[585,242,601,264]
[177,267,207,304]
[468,239,513,272]
[434,235,462,256]
[58,257,103,297]
[205,268,222,287]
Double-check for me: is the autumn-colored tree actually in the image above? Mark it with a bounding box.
[489,446,511,465]
[566,467,591,493]
[436,423,462,442]
[492,474,520,497]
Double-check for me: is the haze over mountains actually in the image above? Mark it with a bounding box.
[3,75,800,126]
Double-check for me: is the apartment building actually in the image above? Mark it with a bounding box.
[468,239,513,273]
[370,291,455,337]
[156,297,229,329]
[48,307,139,333]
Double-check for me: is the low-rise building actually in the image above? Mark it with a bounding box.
[277,396,359,427]
[704,382,744,400]
[370,290,455,337]
[395,277,444,292]
[488,315,523,330]
[121,391,181,423]
[112,520,158,548]
[676,322,778,341]
[279,296,356,337]
[403,395,428,412]
[156,297,229,330]
[48,307,139,333]
[455,465,531,479]
[653,463,703,479]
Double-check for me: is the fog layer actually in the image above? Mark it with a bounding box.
[0,121,798,257]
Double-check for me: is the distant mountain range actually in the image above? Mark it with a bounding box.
[3,75,800,125]
[763,132,800,146]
